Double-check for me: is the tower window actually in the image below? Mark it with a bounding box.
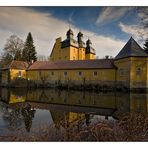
[119,68,124,76]
[136,68,141,76]
[93,72,97,76]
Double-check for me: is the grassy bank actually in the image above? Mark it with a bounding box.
[1,113,148,141]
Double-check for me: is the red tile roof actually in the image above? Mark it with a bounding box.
[28,59,116,70]
[3,60,29,70]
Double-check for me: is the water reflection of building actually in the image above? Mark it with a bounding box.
[1,88,148,127]
[27,89,117,109]
[130,93,148,114]
[0,88,26,104]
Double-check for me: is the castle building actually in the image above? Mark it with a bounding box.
[50,29,96,61]
[1,29,148,91]
[114,37,148,90]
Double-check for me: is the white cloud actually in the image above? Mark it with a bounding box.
[0,7,125,59]
[118,22,148,41]
[96,7,133,26]
[118,7,148,43]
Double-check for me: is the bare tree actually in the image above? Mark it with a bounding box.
[1,35,24,66]
[137,7,148,29]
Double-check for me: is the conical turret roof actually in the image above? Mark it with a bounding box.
[115,37,148,60]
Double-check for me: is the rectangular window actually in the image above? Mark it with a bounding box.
[18,71,22,77]
[73,56,75,60]
[119,68,124,76]
[78,71,82,76]
[64,71,67,76]
[51,72,54,76]
[65,56,67,59]
[93,71,97,76]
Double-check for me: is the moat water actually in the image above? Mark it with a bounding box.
[0,88,148,141]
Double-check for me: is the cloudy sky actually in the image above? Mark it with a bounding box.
[0,6,147,59]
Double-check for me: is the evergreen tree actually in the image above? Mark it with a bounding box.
[144,38,148,51]
[22,32,37,62]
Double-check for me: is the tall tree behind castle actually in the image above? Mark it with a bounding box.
[22,32,37,62]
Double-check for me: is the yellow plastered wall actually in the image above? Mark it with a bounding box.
[114,58,131,87]
[10,69,27,80]
[114,57,148,88]
[130,57,148,88]
[78,47,85,60]
[50,38,62,61]
[27,68,116,84]
[86,53,95,60]
[62,46,70,60]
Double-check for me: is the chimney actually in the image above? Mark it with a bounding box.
[105,56,109,59]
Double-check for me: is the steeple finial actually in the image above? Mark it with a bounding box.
[66,28,74,39]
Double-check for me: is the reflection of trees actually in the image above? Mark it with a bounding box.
[1,102,36,132]
[2,104,23,130]
[85,114,91,126]
[21,103,36,132]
